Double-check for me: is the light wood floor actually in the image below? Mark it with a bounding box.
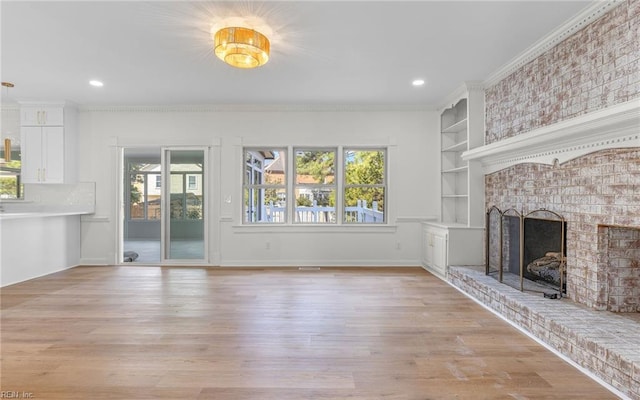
[0,266,618,399]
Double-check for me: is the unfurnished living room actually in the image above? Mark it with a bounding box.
[0,1,638,399]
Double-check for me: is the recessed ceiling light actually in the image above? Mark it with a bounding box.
[412,79,425,87]
[89,80,104,87]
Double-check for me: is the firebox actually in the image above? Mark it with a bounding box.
[486,207,566,296]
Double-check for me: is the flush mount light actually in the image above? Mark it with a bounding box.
[412,79,426,87]
[89,80,104,87]
[213,27,270,69]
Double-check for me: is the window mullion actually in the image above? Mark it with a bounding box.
[143,172,149,220]
[287,146,294,224]
[336,145,344,225]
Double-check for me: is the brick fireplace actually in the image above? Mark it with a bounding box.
[484,147,639,311]
[452,2,639,396]
[470,0,639,311]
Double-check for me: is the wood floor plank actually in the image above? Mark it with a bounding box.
[0,266,618,399]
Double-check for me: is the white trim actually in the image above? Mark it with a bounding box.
[221,260,419,267]
[231,224,398,234]
[79,258,110,266]
[462,100,640,174]
[396,216,438,223]
[438,81,484,112]
[78,104,431,113]
[483,0,624,88]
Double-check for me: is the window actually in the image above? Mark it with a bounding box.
[155,175,161,188]
[294,149,336,223]
[169,157,204,220]
[0,142,23,200]
[243,149,287,223]
[128,163,161,220]
[188,175,197,190]
[243,147,386,225]
[344,149,385,223]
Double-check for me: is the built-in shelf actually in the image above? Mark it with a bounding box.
[439,85,484,228]
[424,83,485,277]
[442,165,468,174]
[441,118,468,134]
[442,141,468,153]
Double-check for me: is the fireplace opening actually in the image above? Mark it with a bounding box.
[599,226,640,313]
[486,207,566,296]
[523,215,567,293]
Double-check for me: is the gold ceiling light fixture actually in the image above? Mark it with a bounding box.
[213,26,270,69]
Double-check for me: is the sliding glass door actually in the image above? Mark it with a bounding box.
[121,147,208,264]
[162,149,206,262]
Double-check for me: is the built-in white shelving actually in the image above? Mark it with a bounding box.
[422,82,486,277]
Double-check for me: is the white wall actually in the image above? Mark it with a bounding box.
[78,107,440,266]
[1,215,80,286]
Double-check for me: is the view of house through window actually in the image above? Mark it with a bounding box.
[129,163,162,220]
[244,149,287,223]
[295,149,336,223]
[243,147,386,224]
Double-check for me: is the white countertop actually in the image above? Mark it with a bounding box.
[0,206,95,220]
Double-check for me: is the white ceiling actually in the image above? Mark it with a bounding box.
[1,1,592,107]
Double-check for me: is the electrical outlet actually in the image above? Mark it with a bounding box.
[396,241,401,250]
[265,241,271,250]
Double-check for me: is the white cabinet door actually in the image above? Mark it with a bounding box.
[21,106,64,126]
[431,233,447,271]
[20,126,64,183]
[42,127,64,183]
[423,225,448,278]
[21,126,43,183]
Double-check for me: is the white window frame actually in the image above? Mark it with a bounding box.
[243,149,287,224]
[293,147,337,224]
[242,146,388,226]
[343,148,386,224]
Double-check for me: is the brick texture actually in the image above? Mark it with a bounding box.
[600,226,640,312]
[485,0,640,144]
[485,148,640,309]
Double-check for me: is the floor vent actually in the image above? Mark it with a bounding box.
[298,267,321,271]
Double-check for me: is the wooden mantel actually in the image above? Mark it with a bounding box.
[462,99,640,174]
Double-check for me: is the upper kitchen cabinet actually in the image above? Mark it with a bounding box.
[19,102,77,184]
[20,105,65,126]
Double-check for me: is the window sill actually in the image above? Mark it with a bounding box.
[231,223,397,234]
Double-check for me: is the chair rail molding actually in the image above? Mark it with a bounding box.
[462,100,640,174]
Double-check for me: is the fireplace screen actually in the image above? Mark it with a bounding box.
[486,207,566,297]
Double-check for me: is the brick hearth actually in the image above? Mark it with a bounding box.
[448,265,640,400]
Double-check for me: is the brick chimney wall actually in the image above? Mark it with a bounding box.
[483,0,640,309]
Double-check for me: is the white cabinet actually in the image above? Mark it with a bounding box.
[422,224,448,279]
[21,106,64,126]
[422,222,485,278]
[19,102,76,184]
[21,126,65,183]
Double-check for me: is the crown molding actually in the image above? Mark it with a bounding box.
[483,0,624,88]
[462,99,640,174]
[78,104,434,113]
[438,81,484,111]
